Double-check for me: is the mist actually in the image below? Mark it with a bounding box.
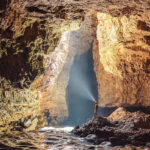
[66,47,98,125]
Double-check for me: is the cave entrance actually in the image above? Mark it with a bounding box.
[66,46,98,126]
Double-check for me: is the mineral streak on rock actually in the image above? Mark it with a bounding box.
[94,12,150,107]
[32,12,97,125]
[0,0,150,130]
[0,0,83,129]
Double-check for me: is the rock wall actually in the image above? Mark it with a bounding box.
[31,32,71,125]
[0,0,150,130]
[94,13,150,107]
[0,0,83,130]
[0,0,95,128]
[32,12,97,125]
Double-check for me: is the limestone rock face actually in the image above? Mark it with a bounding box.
[0,0,150,130]
[108,107,150,129]
[94,13,150,107]
[0,0,83,129]
[32,13,97,125]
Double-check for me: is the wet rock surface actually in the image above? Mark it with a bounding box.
[72,108,150,147]
[0,126,147,150]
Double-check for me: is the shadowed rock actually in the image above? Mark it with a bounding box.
[72,108,150,146]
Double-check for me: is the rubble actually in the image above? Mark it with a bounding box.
[72,108,150,147]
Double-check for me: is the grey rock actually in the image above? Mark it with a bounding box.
[86,134,96,142]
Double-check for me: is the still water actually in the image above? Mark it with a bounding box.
[0,127,148,150]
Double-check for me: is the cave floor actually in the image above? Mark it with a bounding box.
[0,127,147,150]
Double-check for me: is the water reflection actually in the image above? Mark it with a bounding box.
[0,127,147,150]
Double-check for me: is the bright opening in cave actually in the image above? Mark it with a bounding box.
[65,46,98,126]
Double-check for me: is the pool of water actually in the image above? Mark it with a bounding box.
[0,127,148,150]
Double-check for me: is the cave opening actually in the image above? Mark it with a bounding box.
[65,46,98,126]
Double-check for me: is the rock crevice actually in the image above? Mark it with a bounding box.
[0,0,150,130]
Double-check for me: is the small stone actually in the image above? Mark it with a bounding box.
[101,141,111,146]
[24,118,38,132]
[24,119,32,127]
[85,134,96,142]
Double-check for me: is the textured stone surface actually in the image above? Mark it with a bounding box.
[94,13,150,107]
[0,0,150,130]
[73,114,150,146]
[32,12,96,124]
[0,0,83,129]
[108,107,150,129]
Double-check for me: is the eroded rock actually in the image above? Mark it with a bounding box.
[108,107,150,129]
[93,13,150,107]
[73,108,150,146]
[0,0,83,129]
[0,0,150,131]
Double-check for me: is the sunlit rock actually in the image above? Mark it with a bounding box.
[108,107,150,129]
[24,118,38,132]
[0,0,150,131]
[32,12,97,125]
[94,13,150,107]
[0,0,83,129]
